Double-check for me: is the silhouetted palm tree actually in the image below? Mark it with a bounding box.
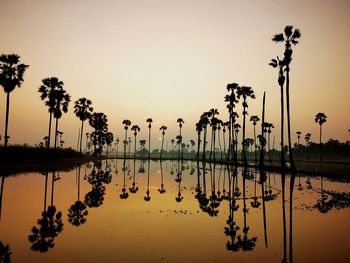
[0,54,29,147]
[105,132,114,157]
[315,113,327,161]
[131,125,140,158]
[200,112,210,161]
[122,120,131,158]
[233,123,241,162]
[237,86,255,166]
[52,86,70,149]
[158,160,166,194]
[89,113,108,157]
[177,118,184,159]
[74,98,93,157]
[266,123,275,162]
[250,115,260,163]
[146,118,153,159]
[296,131,301,148]
[39,77,63,149]
[144,160,151,201]
[226,82,239,162]
[272,25,301,171]
[159,125,167,159]
[269,57,286,169]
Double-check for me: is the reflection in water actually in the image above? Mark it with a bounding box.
[67,165,88,226]
[1,160,349,262]
[0,241,11,263]
[84,161,111,207]
[28,170,64,253]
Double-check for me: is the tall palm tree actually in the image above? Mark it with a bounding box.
[195,122,203,160]
[52,87,70,149]
[159,125,167,160]
[226,82,239,162]
[236,86,255,166]
[272,25,301,172]
[296,131,301,148]
[38,77,64,149]
[315,113,327,161]
[269,57,286,169]
[131,125,140,158]
[177,118,184,159]
[146,118,153,159]
[200,112,210,161]
[234,123,241,162]
[208,109,219,160]
[74,98,93,157]
[209,117,220,162]
[249,115,260,163]
[0,54,29,147]
[105,132,114,157]
[122,120,131,159]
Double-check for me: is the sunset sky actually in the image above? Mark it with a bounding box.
[1,0,349,149]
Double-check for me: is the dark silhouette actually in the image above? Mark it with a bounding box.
[296,131,301,148]
[146,118,153,159]
[272,25,301,172]
[177,118,184,160]
[131,125,140,158]
[120,159,129,199]
[0,54,29,148]
[122,120,131,158]
[105,132,114,157]
[74,98,93,157]
[144,160,151,201]
[158,160,166,194]
[225,83,239,163]
[159,125,167,160]
[89,113,109,157]
[237,86,255,166]
[250,115,260,163]
[315,113,327,161]
[269,58,286,169]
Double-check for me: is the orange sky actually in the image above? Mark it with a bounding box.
[0,0,349,148]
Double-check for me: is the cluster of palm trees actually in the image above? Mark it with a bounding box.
[195,84,256,166]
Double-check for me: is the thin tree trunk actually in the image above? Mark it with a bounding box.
[134,134,137,159]
[242,103,247,166]
[47,112,52,149]
[259,92,266,168]
[254,124,257,163]
[124,130,127,159]
[320,125,323,161]
[202,128,207,161]
[286,70,296,171]
[280,87,285,169]
[79,121,84,158]
[148,127,151,159]
[197,132,201,160]
[0,175,6,220]
[54,118,59,149]
[44,171,48,212]
[160,133,164,160]
[4,93,10,147]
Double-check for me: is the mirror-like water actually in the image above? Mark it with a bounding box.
[0,159,349,263]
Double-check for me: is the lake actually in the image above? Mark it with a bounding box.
[1,159,350,263]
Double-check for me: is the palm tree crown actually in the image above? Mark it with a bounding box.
[74,98,93,122]
[315,113,327,126]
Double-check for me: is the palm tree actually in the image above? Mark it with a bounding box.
[208,109,219,160]
[222,121,229,160]
[236,86,255,166]
[315,113,327,161]
[209,117,220,162]
[89,113,108,156]
[74,98,93,157]
[269,57,286,169]
[146,118,153,159]
[159,125,167,159]
[249,115,260,163]
[177,118,185,159]
[266,123,275,162]
[200,112,210,161]
[105,132,114,157]
[296,131,301,148]
[272,25,301,172]
[131,125,140,158]
[52,86,70,149]
[0,54,29,148]
[226,82,239,162]
[234,123,241,162]
[122,120,131,158]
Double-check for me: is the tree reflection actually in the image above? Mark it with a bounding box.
[28,170,64,253]
[68,165,88,226]
[144,160,151,202]
[0,241,11,263]
[120,159,129,199]
[129,159,138,194]
[158,160,166,194]
[84,161,111,207]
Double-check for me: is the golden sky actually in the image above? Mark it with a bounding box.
[0,0,349,148]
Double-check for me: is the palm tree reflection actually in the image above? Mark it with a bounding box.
[68,165,88,226]
[129,159,138,194]
[0,241,11,263]
[144,160,151,202]
[120,159,129,199]
[158,160,166,194]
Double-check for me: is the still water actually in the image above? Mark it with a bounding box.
[0,159,350,263]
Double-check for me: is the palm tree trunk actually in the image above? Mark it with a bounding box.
[160,134,164,160]
[281,173,287,263]
[79,121,84,158]
[134,134,137,159]
[54,118,59,149]
[320,125,323,161]
[51,171,55,206]
[213,130,216,163]
[280,87,285,169]
[124,130,127,159]
[242,104,247,166]
[218,129,223,160]
[43,171,48,212]
[197,132,201,160]
[47,112,52,149]
[254,124,257,163]
[0,175,6,220]
[202,128,207,160]
[259,92,266,168]
[286,71,296,171]
[289,173,295,263]
[4,93,10,147]
[148,127,151,159]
